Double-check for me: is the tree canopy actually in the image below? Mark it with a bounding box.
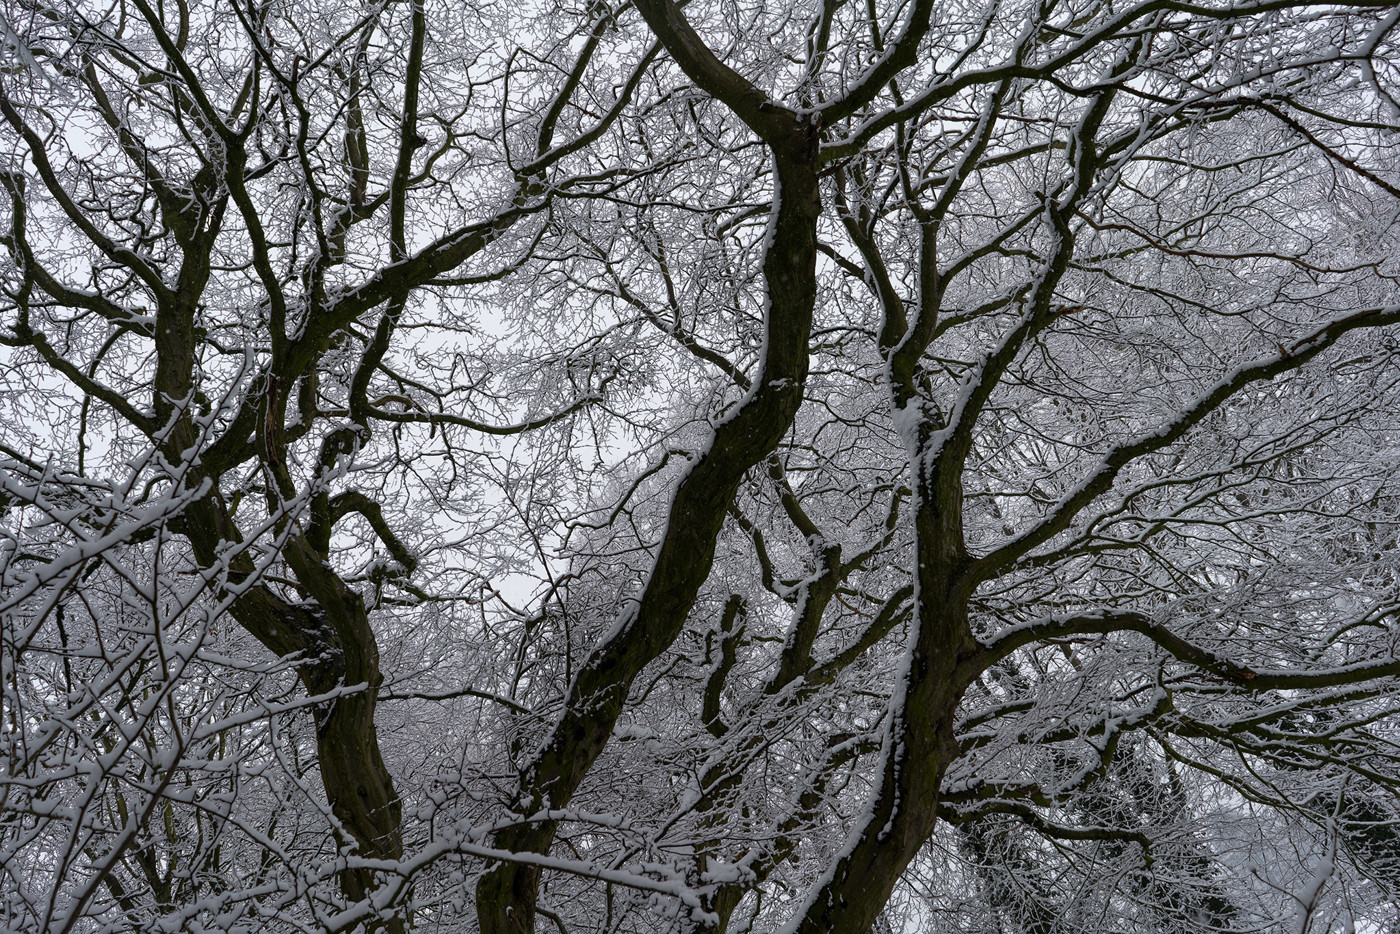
[1,0,1399,930]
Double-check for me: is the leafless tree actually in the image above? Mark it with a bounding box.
[2,0,1399,931]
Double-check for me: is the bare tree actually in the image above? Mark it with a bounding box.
[2,0,1399,931]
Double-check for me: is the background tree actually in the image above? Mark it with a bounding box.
[1,0,1399,931]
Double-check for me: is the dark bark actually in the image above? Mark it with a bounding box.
[476,121,823,934]
[787,476,977,934]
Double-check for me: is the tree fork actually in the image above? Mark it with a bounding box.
[176,477,406,928]
[476,125,823,934]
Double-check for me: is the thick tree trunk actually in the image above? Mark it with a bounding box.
[475,137,822,934]
[786,635,967,934]
[787,416,978,933]
[180,489,405,929]
[299,589,404,927]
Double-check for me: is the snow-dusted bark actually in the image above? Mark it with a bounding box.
[3,0,1400,931]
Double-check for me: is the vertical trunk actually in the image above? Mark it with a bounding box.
[787,417,976,933]
[310,616,405,931]
[282,540,405,932]
[786,634,966,934]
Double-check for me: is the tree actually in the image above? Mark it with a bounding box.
[1,0,1398,929]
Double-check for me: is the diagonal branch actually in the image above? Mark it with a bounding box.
[971,304,1400,581]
